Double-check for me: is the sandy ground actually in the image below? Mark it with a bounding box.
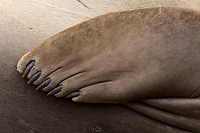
[1,0,200,132]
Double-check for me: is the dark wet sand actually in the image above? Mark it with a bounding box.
[0,4,188,133]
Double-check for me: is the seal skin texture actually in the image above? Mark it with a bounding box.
[17,7,200,132]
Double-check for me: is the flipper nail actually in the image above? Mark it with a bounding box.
[47,86,62,96]
[22,60,35,78]
[27,71,41,84]
[36,78,51,90]
[66,92,80,99]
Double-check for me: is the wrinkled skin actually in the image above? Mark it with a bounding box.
[17,7,200,132]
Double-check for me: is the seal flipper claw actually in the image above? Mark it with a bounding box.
[22,60,35,78]
[66,92,80,99]
[47,86,62,96]
[27,71,41,84]
[36,78,51,90]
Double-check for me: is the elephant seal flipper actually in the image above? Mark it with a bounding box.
[17,7,200,103]
[1,5,188,132]
[16,6,200,132]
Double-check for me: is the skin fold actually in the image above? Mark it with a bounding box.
[17,7,200,132]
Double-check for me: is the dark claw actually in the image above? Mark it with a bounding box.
[66,92,80,99]
[47,86,62,96]
[36,79,51,90]
[22,60,35,78]
[27,71,41,84]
